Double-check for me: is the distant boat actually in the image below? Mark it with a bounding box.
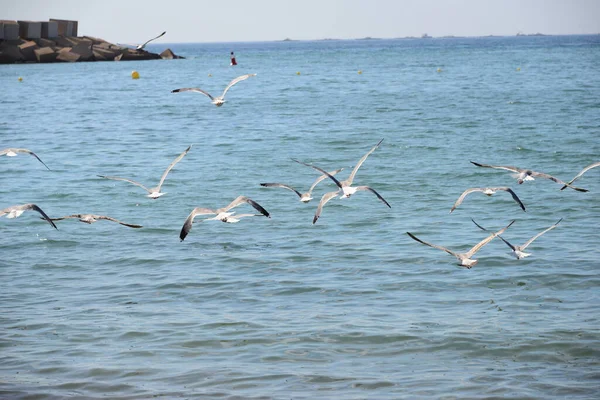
[421,33,432,39]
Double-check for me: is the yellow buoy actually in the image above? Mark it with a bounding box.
[208,73,212,77]
[18,77,23,82]
[296,71,301,75]
[358,70,362,74]
[437,68,442,73]
[131,70,140,79]
[516,67,521,71]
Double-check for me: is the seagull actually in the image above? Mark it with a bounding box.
[171,73,256,107]
[450,187,526,213]
[312,190,342,224]
[470,161,588,192]
[406,220,515,268]
[0,203,57,229]
[98,145,191,199]
[560,161,600,190]
[260,168,344,203]
[293,139,391,223]
[472,218,562,259]
[48,214,142,228]
[180,196,270,241]
[136,31,166,50]
[1,148,50,170]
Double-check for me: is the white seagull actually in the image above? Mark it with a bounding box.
[560,161,600,190]
[1,203,57,229]
[471,218,562,260]
[136,31,166,50]
[98,145,191,199]
[470,161,588,192]
[293,139,391,223]
[180,196,270,241]
[48,214,142,228]
[260,168,344,203]
[1,148,50,170]
[406,220,515,268]
[171,73,256,107]
[450,187,526,213]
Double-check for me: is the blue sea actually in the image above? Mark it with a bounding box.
[1,35,599,399]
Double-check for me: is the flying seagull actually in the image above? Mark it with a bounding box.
[471,218,562,259]
[470,161,588,192]
[0,203,57,229]
[136,31,166,50]
[48,214,142,228]
[1,148,50,170]
[406,220,515,268]
[260,168,344,203]
[293,139,390,223]
[450,187,526,213]
[171,73,257,107]
[98,145,191,199]
[180,196,270,241]
[560,161,600,190]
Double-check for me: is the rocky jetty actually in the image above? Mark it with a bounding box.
[0,35,183,64]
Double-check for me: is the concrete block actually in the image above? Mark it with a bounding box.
[35,46,57,62]
[41,21,58,38]
[0,43,24,63]
[160,48,183,59]
[71,40,94,61]
[1,20,20,40]
[56,48,80,62]
[0,21,3,40]
[50,19,78,37]
[92,47,120,61]
[18,20,42,39]
[34,38,57,49]
[18,40,39,62]
[54,36,77,47]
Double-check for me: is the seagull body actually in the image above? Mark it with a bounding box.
[180,196,270,241]
[260,168,343,203]
[98,145,191,199]
[49,214,142,228]
[136,31,166,50]
[1,148,50,170]
[406,220,515,268]
[472,218,562,259]
[0,203,57,229]
[560,161,600,190]
[470,161,588,192]
[293,139,391,223]
[450,187,526,213]
[171,74,256,107]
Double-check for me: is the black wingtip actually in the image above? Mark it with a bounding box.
[171,89,180,93]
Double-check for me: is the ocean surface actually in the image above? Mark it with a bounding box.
[1,35,599,399]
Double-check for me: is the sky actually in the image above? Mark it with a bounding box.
[2,0,599,44]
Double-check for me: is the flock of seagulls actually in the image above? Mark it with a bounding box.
[2,69,598,267]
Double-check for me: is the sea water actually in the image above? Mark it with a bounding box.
[1,35,599,399]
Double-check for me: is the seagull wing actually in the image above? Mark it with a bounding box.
[561,161,600,190]
[466,220,515,257]
[520,218,562,250]
[139,31,166,49]
[406,232,458,257]
[308,168,344,193]
[27,204,58,230]
[470,161,521,173]
[221,73,256,98]
[223,196,270,218]
[450,188,484,213]
[530,171,588,192]
[180,208,207,241]
[171,87,214,101]
[346,139,384,186]
[47,215,80,221]
[260,183,303,199]
[19,149,50,170]
[97,175,151,193]
[313,190,340,224]
[156,145,192,191]
[97,215,143,228]
[353,186,391,208]
[470,218,516,251]
[292,159,344,190]
[495,187,526,211]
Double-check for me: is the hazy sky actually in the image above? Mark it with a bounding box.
[3,0,599,44]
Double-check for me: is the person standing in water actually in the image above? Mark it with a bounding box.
[230,51,237,66]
